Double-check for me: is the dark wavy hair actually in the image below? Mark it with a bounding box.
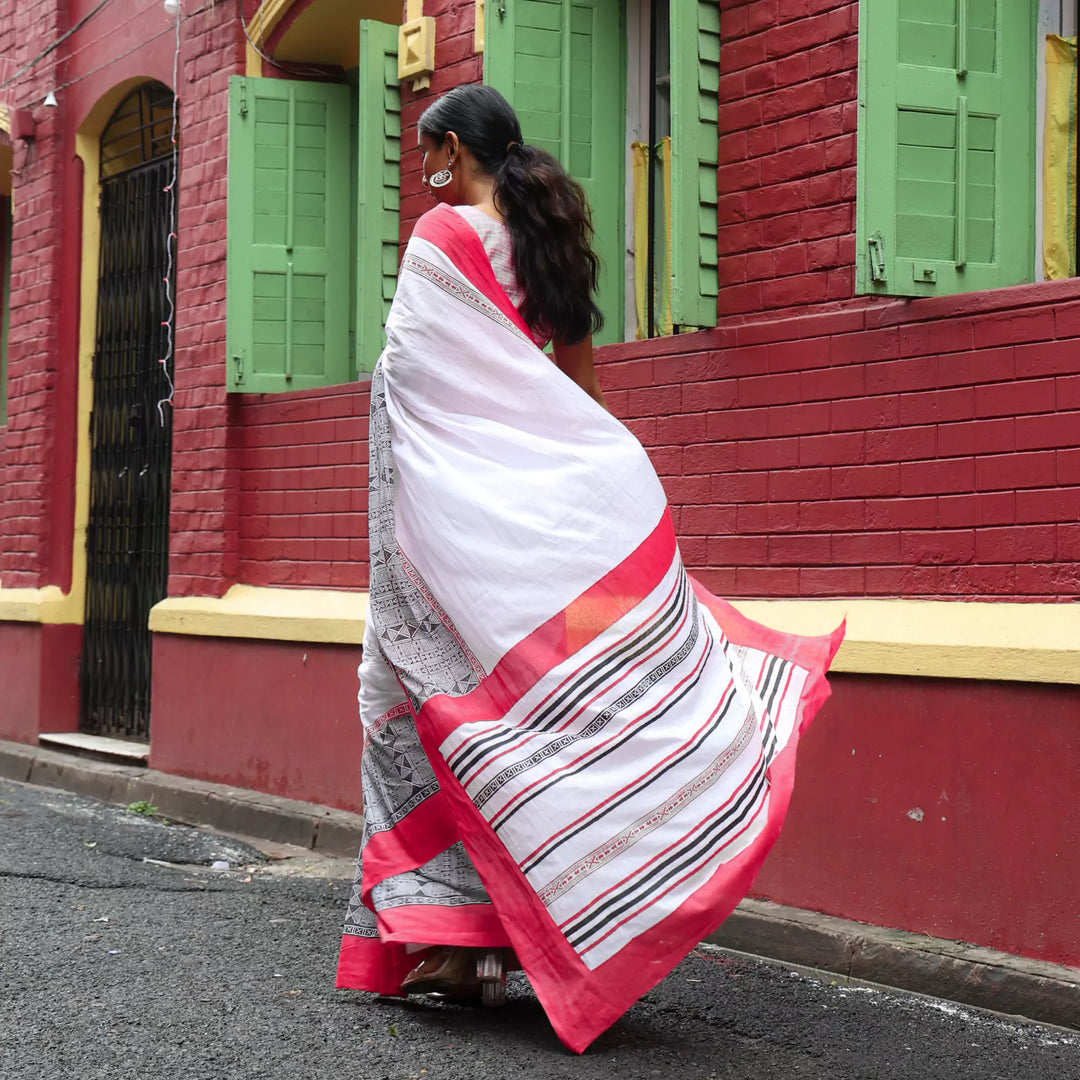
[418,84,603,344]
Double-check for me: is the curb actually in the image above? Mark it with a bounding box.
[707,899,1080,1033]
[3,738,1077,1031]
[0,738,364,857]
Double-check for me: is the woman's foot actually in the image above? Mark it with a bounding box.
[400,946,506,1006]
[400,946,478,996]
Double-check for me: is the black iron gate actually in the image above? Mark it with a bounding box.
[80,85,177,740]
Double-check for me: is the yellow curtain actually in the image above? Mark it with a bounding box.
[632,141,649,339]
[630,137,673,338]
[1043,34,1077,280]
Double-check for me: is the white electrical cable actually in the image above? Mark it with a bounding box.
[155,3,181,426]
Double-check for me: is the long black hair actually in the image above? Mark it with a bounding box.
[417,84,603,344]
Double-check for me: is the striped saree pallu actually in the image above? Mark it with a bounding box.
[336,204,843,1053]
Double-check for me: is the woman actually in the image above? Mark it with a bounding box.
[336,84,842,1054]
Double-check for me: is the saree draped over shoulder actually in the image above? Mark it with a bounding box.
[336,203,844,1053]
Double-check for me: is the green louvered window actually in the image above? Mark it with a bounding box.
[485,0,718,342]
[485,0,626,345]
[856,0,1035,296]
[226,77,352,392]
[356,20,403,373]
[226,20,400,393]
[669,0,719,329]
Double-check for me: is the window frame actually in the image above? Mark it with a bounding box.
[855,0,1037,299]
[224,19,401,395]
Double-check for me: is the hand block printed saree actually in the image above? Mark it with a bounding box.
[336,203,844,1053]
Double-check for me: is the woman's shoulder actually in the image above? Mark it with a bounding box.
[410,202,471,247]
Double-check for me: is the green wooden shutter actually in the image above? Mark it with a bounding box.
[356,20,401,373]
[670,0,719,329]
[856,0,1034,296]
[485,0,625,345]
[226,76,352,392]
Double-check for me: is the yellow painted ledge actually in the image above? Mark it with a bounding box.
[143,591,1080,684]
[149,585,367,645]
[0,587,82,624]
[731,599,1080,686]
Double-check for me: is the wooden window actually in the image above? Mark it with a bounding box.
[226,20,400,392]
[668,0,720,330]
[486,0,718,342]
[356,20,403,373]
[485,0,626,345]
[856,0,1036,297]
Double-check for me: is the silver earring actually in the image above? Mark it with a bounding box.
[428,165,453,188]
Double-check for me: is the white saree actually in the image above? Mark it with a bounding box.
[336,204,843,1053]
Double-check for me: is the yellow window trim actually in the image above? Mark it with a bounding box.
[244,0,403,76]
[244,0,293,76]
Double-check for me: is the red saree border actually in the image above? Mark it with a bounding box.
[336,935,415,996]
[413,508,677,745]
[692,581,847,696]
[411,633,840,1052]
[400,540,843,1051]
[412,204,537,341]
[359,789,462,904]
[376,903,512,947]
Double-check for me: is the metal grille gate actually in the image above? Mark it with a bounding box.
[80,87,177,740]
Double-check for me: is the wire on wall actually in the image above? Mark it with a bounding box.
[156,3,181,425]
[0,0,114,91]
[238,4,342,78]
[14,25,177,110]
[4,0,220,110]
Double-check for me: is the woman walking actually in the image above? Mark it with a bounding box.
[336,84,842,1054]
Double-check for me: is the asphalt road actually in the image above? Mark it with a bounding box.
[1,778,1078,1080]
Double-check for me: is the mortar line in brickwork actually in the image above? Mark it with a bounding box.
[13,25,176,110]
[0,0,111,91]
[13,4,171,88]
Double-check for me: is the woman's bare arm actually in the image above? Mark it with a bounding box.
[552,335,608,410]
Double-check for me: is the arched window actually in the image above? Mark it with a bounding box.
[100,82,175,179]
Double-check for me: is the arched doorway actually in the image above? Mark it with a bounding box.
[80,82,177,741]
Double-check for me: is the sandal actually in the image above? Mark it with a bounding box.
[401,946,477,995]
[400,946,506,1006]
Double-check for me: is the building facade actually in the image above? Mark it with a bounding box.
[0,0,1076,972]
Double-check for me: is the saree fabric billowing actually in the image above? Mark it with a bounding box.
[336,203,844,1053]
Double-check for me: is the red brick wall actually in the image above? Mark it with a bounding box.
[0,0,66,588]
[233,388,370,590]
[168,2,247,597]
[398,0,483,245]
[717,0,859,320]
[224,0,481,594]
[5,0,1077,606]
[599,279,1080,600]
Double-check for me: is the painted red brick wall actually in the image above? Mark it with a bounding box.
[717,0,859,320]
[225,0,481,594]
[599,279,1080,600]
[168,2,247,597]
[759,673,1080,969]
[0,0,66,588]
[399,0,483,245]
[233,387,370,590]
[5,0,1076,606]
